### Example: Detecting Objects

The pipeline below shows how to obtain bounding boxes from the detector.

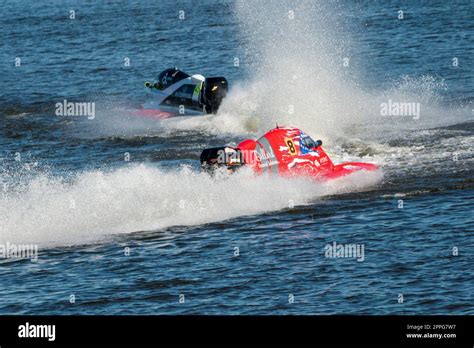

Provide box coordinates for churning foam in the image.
[0,165,382,247]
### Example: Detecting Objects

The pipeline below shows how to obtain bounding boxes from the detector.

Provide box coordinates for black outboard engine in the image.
[200,146,243,173]
[203,77,228,114]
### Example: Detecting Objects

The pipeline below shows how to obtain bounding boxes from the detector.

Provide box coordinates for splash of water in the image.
[82,0,470,144]
[0,164,383,247]
[213,0,470,142]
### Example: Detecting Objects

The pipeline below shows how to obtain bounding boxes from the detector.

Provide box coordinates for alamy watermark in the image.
[55,99,95,120]
[0,242,38,261]
[325,241,365,262]
[18,322,55,341]
[380,99,420,120]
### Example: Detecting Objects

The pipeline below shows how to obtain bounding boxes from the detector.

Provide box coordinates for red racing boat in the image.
[200,126,379,180]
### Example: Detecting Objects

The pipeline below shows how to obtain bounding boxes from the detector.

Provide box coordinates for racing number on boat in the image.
[285,138,297,156]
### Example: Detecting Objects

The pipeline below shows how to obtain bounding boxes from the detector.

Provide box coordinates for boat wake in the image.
[0,164,383,247]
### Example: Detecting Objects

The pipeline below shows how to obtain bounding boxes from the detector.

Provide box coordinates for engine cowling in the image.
[203,77,228,114]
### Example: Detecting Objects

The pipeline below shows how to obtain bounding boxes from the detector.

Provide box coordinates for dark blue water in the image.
[0,0,472,314]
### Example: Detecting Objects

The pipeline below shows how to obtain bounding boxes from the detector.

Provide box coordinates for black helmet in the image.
[154,68,189,90]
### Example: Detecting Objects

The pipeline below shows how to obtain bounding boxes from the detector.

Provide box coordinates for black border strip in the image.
[0,315,472,346]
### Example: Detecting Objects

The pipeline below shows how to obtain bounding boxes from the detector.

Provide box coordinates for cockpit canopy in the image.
[300,132,319,149]
[154,68,190,90]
